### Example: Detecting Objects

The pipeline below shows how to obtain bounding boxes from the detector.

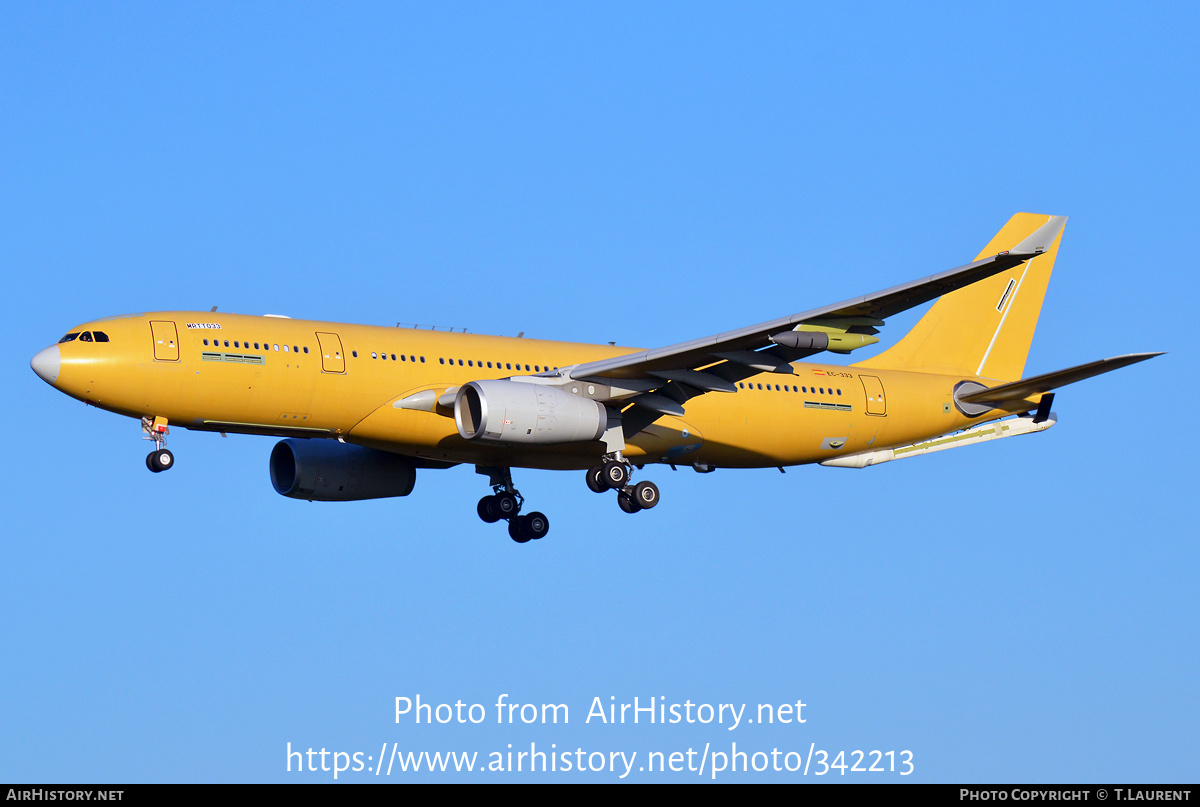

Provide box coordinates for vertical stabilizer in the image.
[854,213,1066,381]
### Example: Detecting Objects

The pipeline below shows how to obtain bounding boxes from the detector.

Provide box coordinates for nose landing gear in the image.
[476,466,550,543]
[142,416,174,473]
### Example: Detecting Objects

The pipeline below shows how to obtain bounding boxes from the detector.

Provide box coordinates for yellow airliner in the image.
[30,213,1159,542]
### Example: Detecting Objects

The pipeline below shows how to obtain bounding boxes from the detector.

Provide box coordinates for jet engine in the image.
[270,438,416,501]
[454,379,607,445]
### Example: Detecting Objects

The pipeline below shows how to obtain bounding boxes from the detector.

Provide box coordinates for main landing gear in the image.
[476,466,549,544]
[142,416,174,473]
[586,455,660,514]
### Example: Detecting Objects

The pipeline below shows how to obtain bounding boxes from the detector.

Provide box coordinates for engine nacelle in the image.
[454,379,607,445]
[270,439,416,501]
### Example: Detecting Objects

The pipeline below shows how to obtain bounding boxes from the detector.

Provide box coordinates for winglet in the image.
[1009,214,1067,256]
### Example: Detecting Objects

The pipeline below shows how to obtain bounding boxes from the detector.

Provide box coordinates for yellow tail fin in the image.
[854,213,1065,381]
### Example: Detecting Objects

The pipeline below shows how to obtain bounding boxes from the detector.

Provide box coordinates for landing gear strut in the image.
[476,466,549,543]
[586,455,661,514]
[142,416,174,473]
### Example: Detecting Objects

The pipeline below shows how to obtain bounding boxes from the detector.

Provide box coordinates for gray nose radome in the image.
[31,345,61,385]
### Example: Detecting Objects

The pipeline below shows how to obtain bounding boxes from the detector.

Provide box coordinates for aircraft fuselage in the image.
[34,311,991,471]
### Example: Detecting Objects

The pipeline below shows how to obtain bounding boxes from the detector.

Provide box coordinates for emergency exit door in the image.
[316,332,345,373]
[150,321,179,361]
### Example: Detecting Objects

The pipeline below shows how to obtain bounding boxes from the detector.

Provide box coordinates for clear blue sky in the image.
[2,3,1195,783]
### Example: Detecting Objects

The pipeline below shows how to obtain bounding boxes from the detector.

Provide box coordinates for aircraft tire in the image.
[585,465,606,493]
[477,495,502,524]
[602,460,629,490]
[495,492,519,518]
[524,511,549,540]
[632,481,659,509]
[508,518,532,543]
[617,490,642,514]
[147,449,173,473]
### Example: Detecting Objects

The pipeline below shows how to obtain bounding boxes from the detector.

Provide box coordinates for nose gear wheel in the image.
[146,449,174,473]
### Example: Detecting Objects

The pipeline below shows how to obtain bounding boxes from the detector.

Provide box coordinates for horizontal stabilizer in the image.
[959,352,1163,407]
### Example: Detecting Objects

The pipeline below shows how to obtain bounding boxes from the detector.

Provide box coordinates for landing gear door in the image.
[860,375,886,416]
[316,332,346,374]
[150,321,179,361]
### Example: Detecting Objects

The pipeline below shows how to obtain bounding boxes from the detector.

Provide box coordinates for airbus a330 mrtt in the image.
[30,213,1160,542]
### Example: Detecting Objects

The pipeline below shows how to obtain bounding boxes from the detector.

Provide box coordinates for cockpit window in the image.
[79,331,94,342]
[58,333,80,343]
[93,331,109,342]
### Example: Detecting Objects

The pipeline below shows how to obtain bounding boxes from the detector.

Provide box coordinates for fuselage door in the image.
[316,332,346,374]
[860,374,886,416]
[150,321,179,361]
